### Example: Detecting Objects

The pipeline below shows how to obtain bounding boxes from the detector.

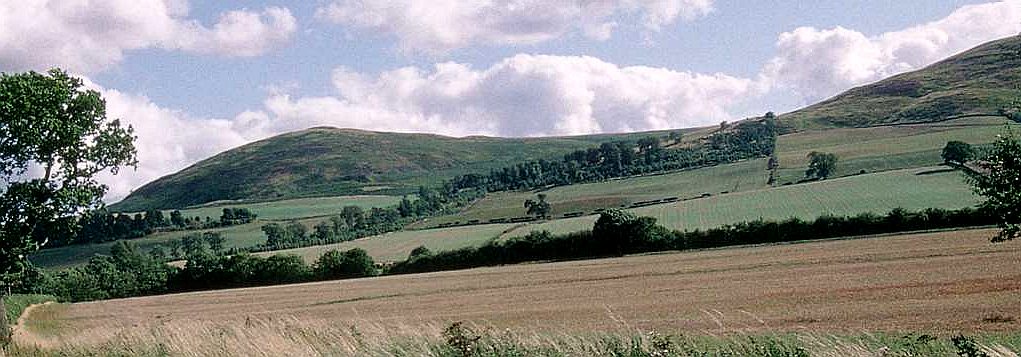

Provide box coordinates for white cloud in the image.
[315,0,714,53]
[0,0,297,74]
[90,85,250,202]
[763,0,1021,102]
[245,54,755,138]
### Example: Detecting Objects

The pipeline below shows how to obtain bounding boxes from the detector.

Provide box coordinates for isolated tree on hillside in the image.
[941,141,975,165]
[669,131,683,145]
[969,128,1021,242]
[805,152,838,179]
[524,193,552,219]
[0,69,137,290]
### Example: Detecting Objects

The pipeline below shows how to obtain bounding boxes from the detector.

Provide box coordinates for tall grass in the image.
[3,295,56,327]
[6,316,1019,356]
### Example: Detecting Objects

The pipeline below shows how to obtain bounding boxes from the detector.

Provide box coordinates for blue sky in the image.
[0,0,1017,200]
[92,0,990,119]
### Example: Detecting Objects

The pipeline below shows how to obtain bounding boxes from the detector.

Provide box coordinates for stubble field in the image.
[15,228,1020,354]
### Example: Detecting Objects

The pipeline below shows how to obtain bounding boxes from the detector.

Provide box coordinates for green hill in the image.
[783,35,1021,128]
[113,36,1021,211]
[111,128,673,211]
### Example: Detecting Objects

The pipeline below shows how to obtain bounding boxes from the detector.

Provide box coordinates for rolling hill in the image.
[783,35,1021,128]
[111,128,676,211]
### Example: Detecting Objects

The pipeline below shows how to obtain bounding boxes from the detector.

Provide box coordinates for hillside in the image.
[111,128,673,211]
[783,35,1021,128]
[113,35,1021,211]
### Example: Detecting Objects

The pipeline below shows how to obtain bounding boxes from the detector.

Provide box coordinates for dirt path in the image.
[11,302,56,349]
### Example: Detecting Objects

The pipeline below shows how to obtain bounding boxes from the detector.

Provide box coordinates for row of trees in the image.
[389,206,998,275]
[15,240,377,303]
[65,207,256,247]
[15,204,996,303]
[447,118,779,194]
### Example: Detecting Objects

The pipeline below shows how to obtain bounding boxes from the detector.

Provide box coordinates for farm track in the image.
[11,302,56,349]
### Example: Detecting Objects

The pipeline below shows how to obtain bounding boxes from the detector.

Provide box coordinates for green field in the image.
[33,118,1008,269]
[258,223,519,263]
[413,159,771,229]
[773,116,1016,183]
[414,117,1011,229]
[503,166,980,238]
[174,195,403,221]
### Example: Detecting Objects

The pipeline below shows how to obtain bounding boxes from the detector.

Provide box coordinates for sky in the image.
[1,0,1019,202]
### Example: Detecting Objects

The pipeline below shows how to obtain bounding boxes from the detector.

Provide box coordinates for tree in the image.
[202,232,225,254]
[340,206,364,229]
[941,141,975,165]
[668,131,683,145]
[314,248,377,279]
[524,193,552,219]
[969,128,1021,242]
[0,69,136,290]
[805,151,838,179]
[592,209,666,255]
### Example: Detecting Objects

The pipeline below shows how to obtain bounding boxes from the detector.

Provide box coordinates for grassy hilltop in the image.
[783,35,1021,128]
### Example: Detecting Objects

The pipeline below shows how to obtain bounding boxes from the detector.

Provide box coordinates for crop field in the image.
[174,195,403,222]
[504,166,979,238]
[13,228,1020,355]
[258,223,518,263]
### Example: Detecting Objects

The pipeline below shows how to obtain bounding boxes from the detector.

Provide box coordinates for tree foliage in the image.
[969,128,1021,241]
[941,141,975,165]
[805,151,838,179]
[314,248,377,280]
[0,69,136,288]
[524,193,552,219]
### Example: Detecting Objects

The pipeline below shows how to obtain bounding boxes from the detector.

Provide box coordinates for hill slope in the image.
[112,128,670,210]
[783,35,1021,128]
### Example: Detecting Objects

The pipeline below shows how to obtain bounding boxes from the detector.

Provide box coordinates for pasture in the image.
[419,117,1011,229]
[773,116,1015,182]
[415,159,771,229]
[504,166,980,238]
[12,228,1020,355]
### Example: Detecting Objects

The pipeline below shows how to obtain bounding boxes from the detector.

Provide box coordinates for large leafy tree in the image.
[805,151,838,179]
[0,69,137,289]
[970,128,1021,242]
[941,141,975,165]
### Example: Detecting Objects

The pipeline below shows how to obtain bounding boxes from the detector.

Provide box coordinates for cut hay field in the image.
[257,223,519,263]
[173,195,404,222]
[14,228,1020,355]
[30,195,404,268]
[504,166,980,238]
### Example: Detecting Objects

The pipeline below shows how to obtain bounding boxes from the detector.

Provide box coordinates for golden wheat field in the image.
[13,228,1021,354]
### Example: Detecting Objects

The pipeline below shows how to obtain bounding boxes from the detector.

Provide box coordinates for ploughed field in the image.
[20,228,1020,350]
